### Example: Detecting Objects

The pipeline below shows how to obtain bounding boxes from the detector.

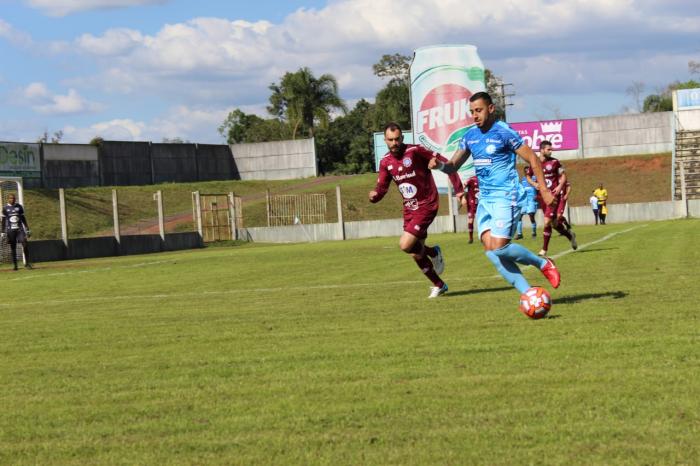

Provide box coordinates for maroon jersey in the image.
[465,176,480,206]
[374,144,463,212]
[541,157,564,193]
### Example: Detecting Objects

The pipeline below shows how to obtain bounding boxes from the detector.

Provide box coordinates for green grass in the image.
[1,219,698,465]
[24,153,671,240]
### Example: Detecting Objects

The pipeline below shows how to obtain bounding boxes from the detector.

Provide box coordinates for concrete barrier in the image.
[29,232,203,263]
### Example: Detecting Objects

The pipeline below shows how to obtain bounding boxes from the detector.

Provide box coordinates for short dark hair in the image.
[383,122,402,135]
[469,92,493,105]
[539,140,553,149]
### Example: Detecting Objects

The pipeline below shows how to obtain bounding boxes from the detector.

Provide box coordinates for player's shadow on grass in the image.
[555,290,627,305]
[446,286,513,297]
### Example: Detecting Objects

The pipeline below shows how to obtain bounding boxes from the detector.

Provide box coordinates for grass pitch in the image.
[1,219,698,465]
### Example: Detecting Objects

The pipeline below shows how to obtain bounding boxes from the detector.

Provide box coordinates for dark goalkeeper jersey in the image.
[2,203,27,233]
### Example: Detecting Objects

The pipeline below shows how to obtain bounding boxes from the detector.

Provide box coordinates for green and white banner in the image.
[0,142,41,178]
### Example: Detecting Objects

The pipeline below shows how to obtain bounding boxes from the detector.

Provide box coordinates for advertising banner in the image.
[676,88,700,110]
[509,119,579,151]
[410,44,485,190]
[0,142,41,178]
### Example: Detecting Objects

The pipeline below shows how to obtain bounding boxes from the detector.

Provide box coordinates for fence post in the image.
[155,190,165,241]
[680,161,689,218]
[228,192,237,241]
[447,183,456,233]
[266,188,271,227]
[59,188,68,247]
[194,191,203,239]
[336,185,345,240]
[112,189,121,245]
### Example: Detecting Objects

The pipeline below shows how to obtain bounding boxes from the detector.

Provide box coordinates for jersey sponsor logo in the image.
[393,171,416,181]
[402,157,412,167]
[398,183,418,199]
[486,138,500,143]
[388,165,394,170]
[474,158,492,166]
[417,84,474,146]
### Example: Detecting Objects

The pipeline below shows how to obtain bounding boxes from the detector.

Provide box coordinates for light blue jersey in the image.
[458,121,523,197]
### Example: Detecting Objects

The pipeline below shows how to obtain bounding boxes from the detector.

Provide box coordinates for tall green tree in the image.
[268,67,347,139]
[218,109,291,144]
[642,79,700,113]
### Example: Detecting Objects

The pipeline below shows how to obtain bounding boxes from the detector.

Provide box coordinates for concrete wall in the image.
[236,199,695,244]
[196,144,237,181]
[151,143,198,184]
[581,112,673,157]
[231,138,316,180]
[30,232,203,263]
[99,141,153,186]
[42,144,100,188]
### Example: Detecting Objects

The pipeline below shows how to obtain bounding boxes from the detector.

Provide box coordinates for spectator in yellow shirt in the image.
[593,183,608,225]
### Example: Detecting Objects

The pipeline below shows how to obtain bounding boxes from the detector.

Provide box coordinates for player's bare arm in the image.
[515,145,555,206]
[428,148,470,174]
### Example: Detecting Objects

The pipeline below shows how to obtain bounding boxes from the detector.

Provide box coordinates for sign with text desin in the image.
[509,119,579,151]
[0,142,41,178]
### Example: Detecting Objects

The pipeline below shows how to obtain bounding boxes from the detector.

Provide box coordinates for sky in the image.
[1,0,698,144]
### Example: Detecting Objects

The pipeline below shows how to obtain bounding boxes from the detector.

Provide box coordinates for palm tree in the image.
[268,67,347,139]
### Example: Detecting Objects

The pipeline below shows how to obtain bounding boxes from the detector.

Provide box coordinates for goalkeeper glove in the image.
[26,229,31,238]
[0,233,5,240]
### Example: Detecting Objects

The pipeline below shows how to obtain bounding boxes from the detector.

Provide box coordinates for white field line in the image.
[8,260,172,282]
[7,225,647,308]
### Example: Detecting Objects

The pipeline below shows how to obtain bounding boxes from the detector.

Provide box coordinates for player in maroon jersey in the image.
[526,141,577,256]
[462,175,479,243]
[369,122,464,298]
[556,180,572,231]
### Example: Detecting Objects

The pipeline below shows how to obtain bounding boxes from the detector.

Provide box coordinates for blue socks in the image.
[485,243,547,293]
[516,219,523,236]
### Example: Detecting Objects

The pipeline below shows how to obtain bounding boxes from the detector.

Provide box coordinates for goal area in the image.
[0,177,25,265]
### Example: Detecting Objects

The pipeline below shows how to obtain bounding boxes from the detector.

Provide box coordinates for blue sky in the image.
[1,0,698,143]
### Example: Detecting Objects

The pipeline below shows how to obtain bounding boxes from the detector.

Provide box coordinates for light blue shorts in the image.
[523,199,538,215]
[476,194,521,240]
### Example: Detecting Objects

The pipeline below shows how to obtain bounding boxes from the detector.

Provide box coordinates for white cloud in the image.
[25,0,168,17]
[21,83,102,115]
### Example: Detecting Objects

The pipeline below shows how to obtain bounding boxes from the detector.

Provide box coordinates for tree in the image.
[690,60,700,75]
[626,81,646,113]
[267,67,347,139]
[37,130,63,143]
[218,109,291,144]
[484,69,507,121]
[373,53,411,84]
[315,99,375,174]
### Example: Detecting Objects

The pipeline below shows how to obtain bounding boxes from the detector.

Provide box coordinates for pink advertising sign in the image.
[509,119,579,151]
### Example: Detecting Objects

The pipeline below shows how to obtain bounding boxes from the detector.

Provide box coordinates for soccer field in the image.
[1,219,698,465]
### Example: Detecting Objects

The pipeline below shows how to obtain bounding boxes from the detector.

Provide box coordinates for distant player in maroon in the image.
[557,180,572,231]
[369,122,464,298]
[463,175,479,243]
[530,141,577,255]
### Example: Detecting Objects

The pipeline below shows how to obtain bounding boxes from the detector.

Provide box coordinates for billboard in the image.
[676,88,700,110]
[410,44,485,189]
[0,142,41,178]
[509,119,579,151]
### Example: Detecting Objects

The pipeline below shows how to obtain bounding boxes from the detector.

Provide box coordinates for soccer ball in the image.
[519,287,552,319]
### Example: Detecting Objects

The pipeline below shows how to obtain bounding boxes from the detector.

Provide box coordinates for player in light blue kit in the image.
[429,92,561,295]
[515,166,538,239]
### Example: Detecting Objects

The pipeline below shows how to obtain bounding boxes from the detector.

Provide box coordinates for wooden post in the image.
[112,189,121,244]
[194,191,203,239]
[336,185,345,240]
[266,188,271,227]
[59,188,68,247]
[155,190,165,241]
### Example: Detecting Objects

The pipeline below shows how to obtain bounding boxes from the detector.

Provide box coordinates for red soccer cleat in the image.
[540,257,561,289]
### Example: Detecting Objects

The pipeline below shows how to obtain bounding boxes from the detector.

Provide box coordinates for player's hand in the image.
[428,158,440,170]
[368,191,379,203]
[26,229,31,238]
[0,233,5,240]
[541,190,556,206]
